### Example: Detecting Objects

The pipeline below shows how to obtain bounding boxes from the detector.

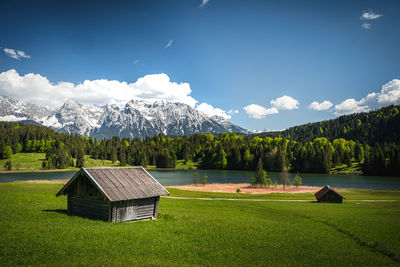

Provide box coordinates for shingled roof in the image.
[56,167,169,201]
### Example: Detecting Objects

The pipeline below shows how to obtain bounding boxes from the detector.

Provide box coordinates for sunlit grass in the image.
[0,182,399,266]
[0,153,46,170]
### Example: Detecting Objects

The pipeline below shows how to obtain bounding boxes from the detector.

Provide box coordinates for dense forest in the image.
[256,105,400,144]
[0,105,399,176]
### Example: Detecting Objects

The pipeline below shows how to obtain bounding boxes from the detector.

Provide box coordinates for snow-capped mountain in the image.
[0,96,54,122]
[42,100,103,137]
[0,96,248,138]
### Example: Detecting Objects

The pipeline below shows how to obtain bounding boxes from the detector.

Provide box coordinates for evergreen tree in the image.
[75,149,85,168]
[201,175,208,186]
[252,158,266,187]
[119,149,127,166]
[293,173,302,187]
[111,148,118,163]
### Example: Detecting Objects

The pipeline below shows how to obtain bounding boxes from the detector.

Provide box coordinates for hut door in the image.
[118,200,138,222]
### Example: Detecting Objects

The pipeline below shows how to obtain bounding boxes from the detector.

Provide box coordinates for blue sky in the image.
[1,0,400,131]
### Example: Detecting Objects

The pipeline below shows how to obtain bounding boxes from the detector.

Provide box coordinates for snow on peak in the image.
[0,97,248,138]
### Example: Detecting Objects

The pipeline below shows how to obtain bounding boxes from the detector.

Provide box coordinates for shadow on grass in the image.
[42,209,68,215]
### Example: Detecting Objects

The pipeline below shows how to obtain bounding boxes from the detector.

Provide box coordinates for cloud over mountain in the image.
[0,69,198,108]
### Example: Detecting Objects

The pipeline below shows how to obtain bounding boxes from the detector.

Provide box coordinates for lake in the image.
[1,169,400,190]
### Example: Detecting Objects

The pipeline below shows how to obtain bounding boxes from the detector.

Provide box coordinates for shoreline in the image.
[0,168,364,177]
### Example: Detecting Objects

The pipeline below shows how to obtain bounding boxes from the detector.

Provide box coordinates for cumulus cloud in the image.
[270,95,299,110]
[360,11,383,20]
[362,23,372,29]
[243,104,278,119]
[377,79,400,104]
[309,100,333,111]
[334,99,369,115]
[0,69,198,108]
[165,40,173,49]
[199,0,209,8]
[3,48,31,60]
[197,103,231,119]
[334,79,400,115]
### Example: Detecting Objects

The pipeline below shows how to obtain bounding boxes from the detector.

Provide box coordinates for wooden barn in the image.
[56,167,169,222]
[314,185,345,203]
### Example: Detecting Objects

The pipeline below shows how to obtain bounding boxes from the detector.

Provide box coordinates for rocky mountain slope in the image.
[0,96,248,138]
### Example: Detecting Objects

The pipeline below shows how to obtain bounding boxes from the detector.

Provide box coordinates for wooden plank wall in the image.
[111,197,157,222]
[137,198,156,220]
[68,195,111,221]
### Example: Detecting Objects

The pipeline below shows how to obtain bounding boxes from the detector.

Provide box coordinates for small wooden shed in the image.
[314,185,344,203]
[56,167,169,222]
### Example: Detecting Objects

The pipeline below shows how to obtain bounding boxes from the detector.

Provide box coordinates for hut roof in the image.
[56,167,169,201]
[314,185,344,199]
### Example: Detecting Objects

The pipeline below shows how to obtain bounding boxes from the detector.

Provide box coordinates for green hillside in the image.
[256,105,400,144]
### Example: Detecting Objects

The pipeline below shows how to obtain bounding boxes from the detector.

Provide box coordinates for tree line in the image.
[0,120,399,176]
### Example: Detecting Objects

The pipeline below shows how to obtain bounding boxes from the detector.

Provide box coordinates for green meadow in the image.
[0,153,198,172]
[0,182,400,266]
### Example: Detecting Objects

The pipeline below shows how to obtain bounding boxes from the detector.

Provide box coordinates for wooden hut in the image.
[56,167,169,222]
[314,185,344,203]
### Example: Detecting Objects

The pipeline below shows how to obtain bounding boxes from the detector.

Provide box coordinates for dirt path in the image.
[168,183,319,194]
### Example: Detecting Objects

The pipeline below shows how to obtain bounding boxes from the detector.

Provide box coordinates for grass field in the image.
[0,153,197,172]
[0,182,400,266]
[0,153,46,170]
[331,161,363,175]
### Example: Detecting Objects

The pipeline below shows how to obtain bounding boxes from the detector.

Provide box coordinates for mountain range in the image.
[0,96,248,138]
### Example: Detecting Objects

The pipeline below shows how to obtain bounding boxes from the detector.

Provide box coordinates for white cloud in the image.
[134,59,139,64]
[309,100,333,111]
[165,40,173,49]
[243,104,278,119]
[3,48,31,60]
[334,79,400,115]
[199,0,209,8]
[270,95,299,110]
[334,99,369,115]
[0,69,198,108]
[197,103,231,119]
[377,79,400,104]
[361,11,383,20]
[360,10,382,29]
[227,109,239,115]
[362,23,372,29]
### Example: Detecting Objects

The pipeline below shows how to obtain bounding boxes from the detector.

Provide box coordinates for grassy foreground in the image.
[1,183,400,266]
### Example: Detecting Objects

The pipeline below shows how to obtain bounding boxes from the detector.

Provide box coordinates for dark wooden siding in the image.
[68,195,111,221]
[318,190,343,203]
[67,173,111,221]
[111,197,158,222]
[137,198,156,220]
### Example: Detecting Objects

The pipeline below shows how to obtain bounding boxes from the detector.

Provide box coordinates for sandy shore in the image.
[12,180,319,194]
[168,183,320,194]
[14,179,70,184]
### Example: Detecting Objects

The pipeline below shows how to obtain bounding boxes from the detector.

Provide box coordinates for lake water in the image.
[1,169,400,190]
